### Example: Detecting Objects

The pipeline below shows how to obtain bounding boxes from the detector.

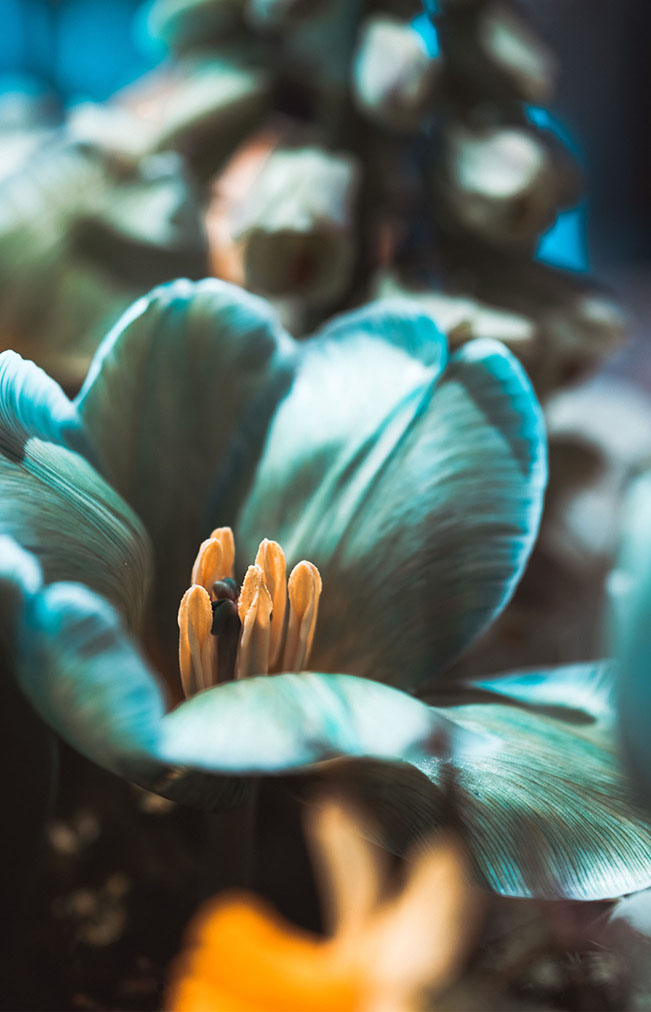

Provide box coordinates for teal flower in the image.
[1,278,649,901]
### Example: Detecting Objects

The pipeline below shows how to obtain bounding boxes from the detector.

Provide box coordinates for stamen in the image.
[178,585,216,696]
[191,538,225,594]
[235,565,273,680]
[282,561,322,672]
[254,539,287,668]
[179,531,323,694]
[210,527,235,579]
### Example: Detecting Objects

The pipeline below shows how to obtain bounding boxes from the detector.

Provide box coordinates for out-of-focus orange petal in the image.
[167,893,363,1012]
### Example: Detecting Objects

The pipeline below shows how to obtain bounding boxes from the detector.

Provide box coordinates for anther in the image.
[254,539,287,668]
[190,527,236,594]
[235,565,273,680]
[191,538,226,594]
[178,585,216,697]
[210,527,235,579]
[283,561,322,672]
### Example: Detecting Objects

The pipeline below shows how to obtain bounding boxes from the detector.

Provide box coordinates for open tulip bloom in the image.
[1,278,650,902]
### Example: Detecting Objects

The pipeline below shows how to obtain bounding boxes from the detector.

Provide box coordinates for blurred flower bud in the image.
[205,129,278,286]
[439,1,556,105]
[0,86,57,182]
[121,55,271,177]
[68,103,149,163]
[149,0,245,54]
[231,146,360,305]
[0,137,207,389]
[374,271,537,364]
[245,0,329,30]
[544,379,651,576]
[353,16,441,132]
[437,124,565,249]
[443,251,627,391]
[477,2,556,104]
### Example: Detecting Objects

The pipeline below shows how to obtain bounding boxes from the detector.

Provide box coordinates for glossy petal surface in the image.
[0,352,150,622]
[416,665,651,899]
[77,278,294,656]
[238,302,547,687]
[298,663,651,900]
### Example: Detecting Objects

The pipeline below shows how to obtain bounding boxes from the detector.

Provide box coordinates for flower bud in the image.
[232,146,360,305]
[353,16,441,132]
[437,124,564,249]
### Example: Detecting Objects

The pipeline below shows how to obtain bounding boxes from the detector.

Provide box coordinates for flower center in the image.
[177,527,322,698]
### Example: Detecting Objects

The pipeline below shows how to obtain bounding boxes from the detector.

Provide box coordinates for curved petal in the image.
[237,302,547,688]
[0,351,85,456]
[456,662,617,728]
[327,665,651,901]
[612,472,651,805]
[9,558,480,808]
[77,278,295,657]
[416,671,651,900]
[0,354,151,623]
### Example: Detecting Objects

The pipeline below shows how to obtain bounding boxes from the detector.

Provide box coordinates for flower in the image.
[1,277,650,901]
[166,798,480,1012]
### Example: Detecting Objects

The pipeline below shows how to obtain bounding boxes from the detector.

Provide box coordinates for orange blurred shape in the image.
[167,800,482,1012]
[167,894,362,1012]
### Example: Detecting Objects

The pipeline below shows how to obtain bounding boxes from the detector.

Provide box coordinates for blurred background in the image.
[2,0,650,266]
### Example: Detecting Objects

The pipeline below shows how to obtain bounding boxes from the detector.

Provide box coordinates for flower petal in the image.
[9,553,481,809]
[0,351,84,455]
[77,278,294,657]
[0,353,150,622]
[417,666,651,900]
[237,302,546,687]
[327,664,651,900]
[158,671,478,775]
[458,662,616,727]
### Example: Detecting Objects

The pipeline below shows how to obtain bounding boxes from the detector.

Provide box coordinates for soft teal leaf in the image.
[77,278,295,659]
[0,353,151,623]
[13,559,477,807]
[238,304,547,688]
[613,472,651,805]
